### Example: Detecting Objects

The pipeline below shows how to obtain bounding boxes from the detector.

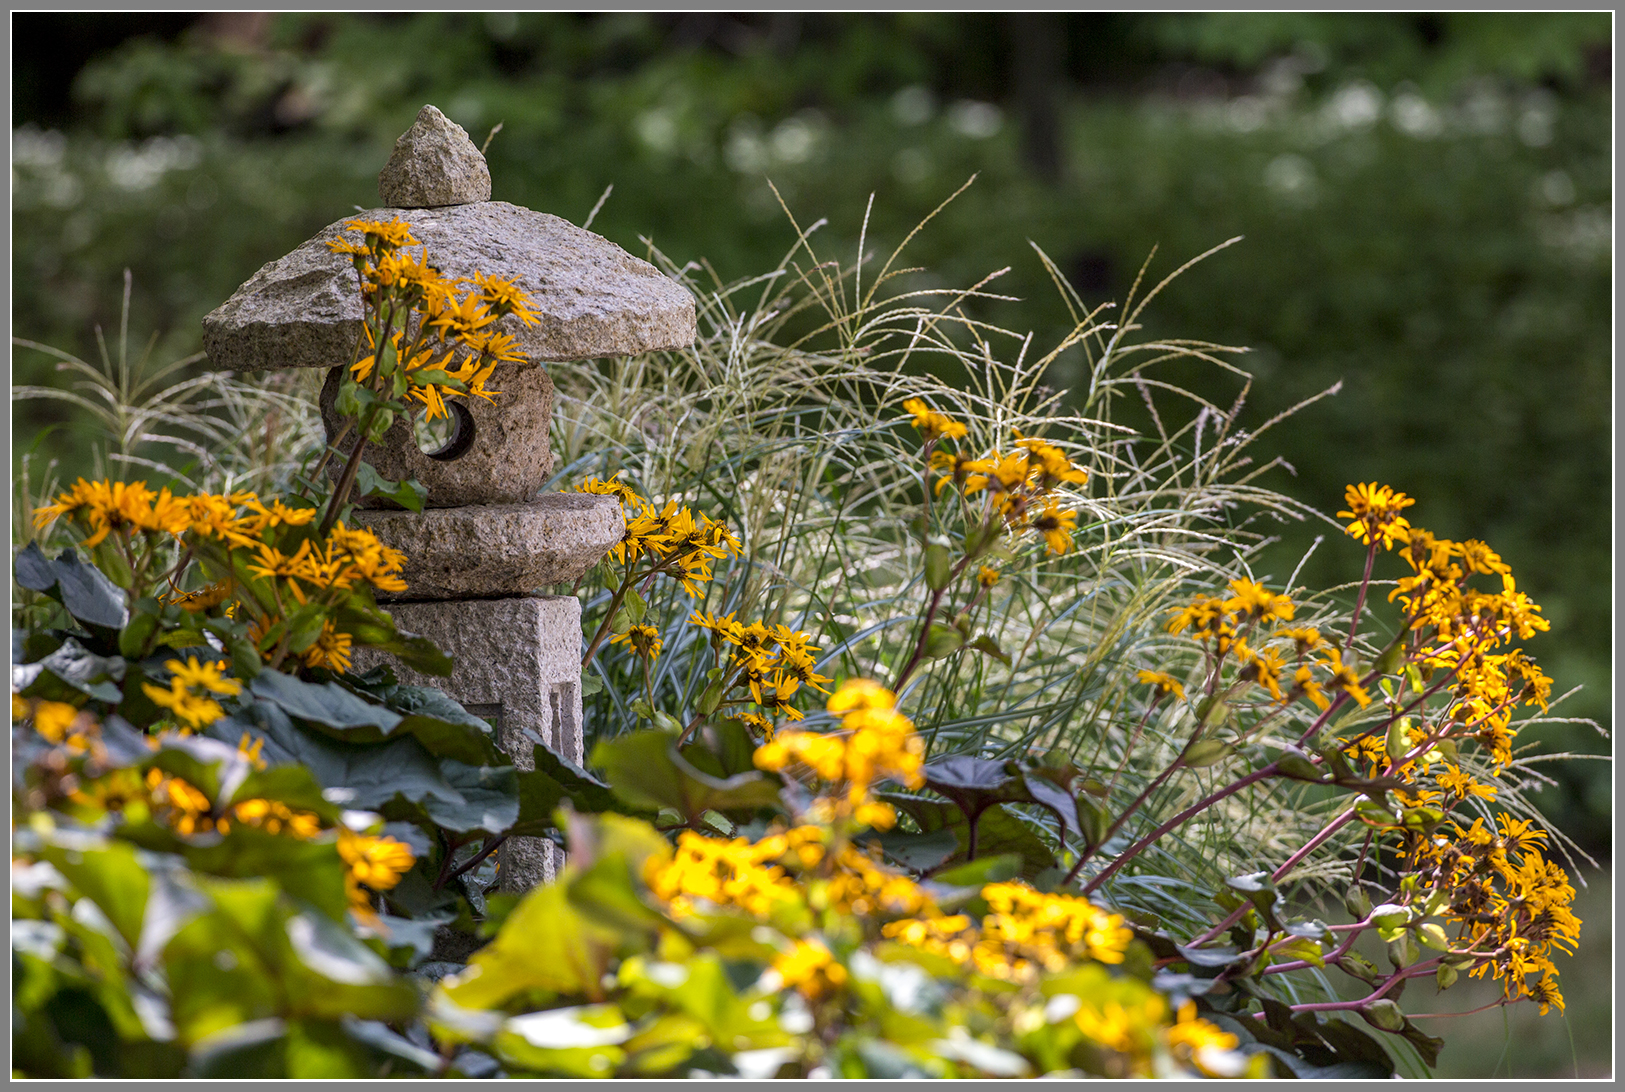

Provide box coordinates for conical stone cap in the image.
[377,104,491,207]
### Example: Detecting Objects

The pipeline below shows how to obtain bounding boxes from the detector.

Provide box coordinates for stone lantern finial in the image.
[378,104,492,207]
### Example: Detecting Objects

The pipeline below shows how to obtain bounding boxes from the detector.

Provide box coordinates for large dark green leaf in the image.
[592,730,784,823]
[285,1017,382,1078]
[882,793,1057,878]
[188,1018,290,1078]
[279,911,421,1021]
[679,717,761,779]
[16,637,125,703]
[385,684,494,736]
[250,670,401,734]
[14,541,58,592]
[860,827,960,872]
[921,758,1087,845]
[439,880,621,1008]
[427,761,520,834]
[1398,1021,1444,1069]
[392,711,500,767]
[512,743,625,835]
[1305,1014,1399,1076]
[121,823,351,921]
[340,1018,443,1073]
[250,670,492,765]
[922,756,1023,818]
[15,545,130,631]
[38,838,150,951]
[1020,771,1083,842]
[207,708,517,837]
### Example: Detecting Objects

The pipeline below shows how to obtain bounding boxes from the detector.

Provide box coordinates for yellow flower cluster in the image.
[823,842,935,918]
[1165,1001,1245,1078]
[753,679,924,825]
[1338,486,1553,770]
[34,482,411,674]
[690,611,832,726]
[66,753,412,918]
[1135,669,1186,701]
[1166,579,1369,709]
[140,656,243,732]
[572,476,743,596]
[912,407,1087,557]
[1412,813,1580,1015]
[622,502,741,593]
[609,624,663,661]
[14,696,100,756]
[34,482,333,553]
[901,397,968,442]
[771,936,848,1000]
[247,523,408,602]
[884,883,1132,984]
[328,218,538,421]
[32,479,190,549]
[643,829,803,920]
[627,677,1257,1075]
[22,690,414,920]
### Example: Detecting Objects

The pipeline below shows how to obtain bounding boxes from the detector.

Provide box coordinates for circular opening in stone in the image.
[414,401,477,462]
[413,411,455,453]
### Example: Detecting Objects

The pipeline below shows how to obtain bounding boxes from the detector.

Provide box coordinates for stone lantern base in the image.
[356,595,584,889]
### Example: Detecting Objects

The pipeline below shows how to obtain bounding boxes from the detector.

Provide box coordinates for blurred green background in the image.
[11,13,1611,854]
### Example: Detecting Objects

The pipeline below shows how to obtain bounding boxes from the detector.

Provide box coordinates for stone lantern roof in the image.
[201,105,696,374]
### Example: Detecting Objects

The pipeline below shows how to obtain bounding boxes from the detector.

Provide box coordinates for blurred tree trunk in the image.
[1009,13,1064,184]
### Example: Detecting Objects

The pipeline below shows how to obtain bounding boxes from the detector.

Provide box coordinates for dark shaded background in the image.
[11,13,1612,855]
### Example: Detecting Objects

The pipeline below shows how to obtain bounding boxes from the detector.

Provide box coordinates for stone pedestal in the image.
[356,596,584,888]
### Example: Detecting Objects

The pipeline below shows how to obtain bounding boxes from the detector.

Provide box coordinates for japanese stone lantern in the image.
[201,105,696,890]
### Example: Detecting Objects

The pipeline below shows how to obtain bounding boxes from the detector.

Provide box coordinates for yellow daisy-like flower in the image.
[610,624,663,661]
[168,656,243,698]
[303,620,355,673]
[1224,578,1295,624]
[573,474,642,508]
[472,271,539,325]
[140,656,241,731]
[1339,481,1415,550]
[29,699,84,743]
[902,397,968,442]
[1135,669,1186,701]
[337,828,417,911]
[1166,1001,1245,1078]
[1015,435,1089,487]
[1436,762,1498,801]
[342,217,420,251]
[1030,503,1078,556]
